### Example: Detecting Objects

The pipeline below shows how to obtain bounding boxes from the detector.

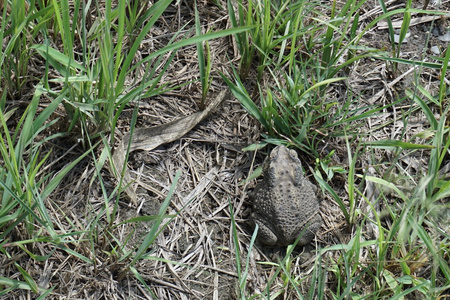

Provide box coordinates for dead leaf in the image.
[110,90,229,204]
[377,14,449,30]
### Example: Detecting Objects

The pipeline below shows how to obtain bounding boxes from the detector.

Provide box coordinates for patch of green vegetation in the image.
[0,0,449,298]
[0,0,249,296]
[225,0,449,298]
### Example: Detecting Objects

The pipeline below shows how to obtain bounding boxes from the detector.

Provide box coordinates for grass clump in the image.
[224,0,449,298]
[1,0,248,296]
[0,85,92,294]
[225,0,386,158]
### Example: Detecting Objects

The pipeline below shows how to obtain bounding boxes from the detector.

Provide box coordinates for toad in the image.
[251,145,322,246]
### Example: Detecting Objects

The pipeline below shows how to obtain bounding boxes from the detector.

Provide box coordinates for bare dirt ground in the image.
[2,0,449,299]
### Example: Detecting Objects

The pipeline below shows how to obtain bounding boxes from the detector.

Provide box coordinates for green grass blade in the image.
[219,71,270,130]
[31,44,86,72]
[364,140,434,150]
[131,171,180,266]
[41,142,99,200]
[116,0,172,93]
[14,263,39,293]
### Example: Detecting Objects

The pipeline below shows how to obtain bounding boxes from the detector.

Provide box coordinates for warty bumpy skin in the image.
[251,145,322,246]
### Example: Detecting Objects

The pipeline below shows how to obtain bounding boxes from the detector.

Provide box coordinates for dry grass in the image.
[1,0,449,299]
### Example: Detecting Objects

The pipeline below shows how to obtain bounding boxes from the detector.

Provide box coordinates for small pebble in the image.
[438,32,450,42]
[392,32,411,44]
[430,46,440,55]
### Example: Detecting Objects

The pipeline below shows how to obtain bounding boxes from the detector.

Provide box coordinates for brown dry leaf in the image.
[377,14,449,30]
[110,90,229,204]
